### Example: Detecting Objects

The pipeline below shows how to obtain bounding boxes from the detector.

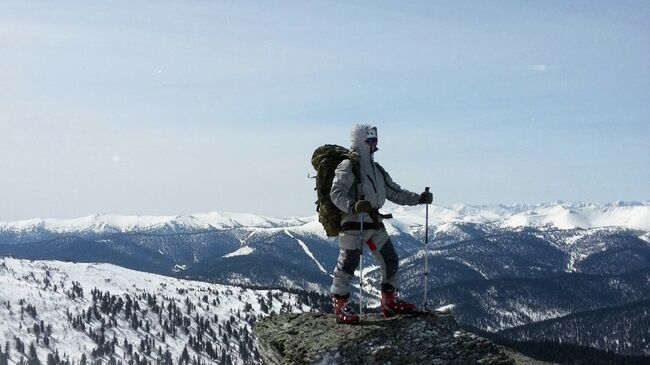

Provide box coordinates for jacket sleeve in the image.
[379,165,420,206]
[330,159,356,213]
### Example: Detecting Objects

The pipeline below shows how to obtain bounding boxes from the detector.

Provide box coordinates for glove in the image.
[353,200,373,213]
[418,191,433,204]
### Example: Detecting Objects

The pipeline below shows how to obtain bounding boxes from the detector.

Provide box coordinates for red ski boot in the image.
[381,290,416,318]
[332,294,360,324]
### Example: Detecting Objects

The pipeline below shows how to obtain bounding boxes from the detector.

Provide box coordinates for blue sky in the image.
[1,1,648,220]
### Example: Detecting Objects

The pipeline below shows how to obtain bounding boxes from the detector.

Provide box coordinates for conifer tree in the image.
[0,348,8,365]
[15,337,25,354]
[28,342,40,365]
[179,347,189,365]
[220,349,226,365]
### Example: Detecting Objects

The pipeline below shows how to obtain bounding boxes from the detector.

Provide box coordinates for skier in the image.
[330,124,433,324]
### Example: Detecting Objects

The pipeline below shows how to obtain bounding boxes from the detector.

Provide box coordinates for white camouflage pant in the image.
[330,228,400,297]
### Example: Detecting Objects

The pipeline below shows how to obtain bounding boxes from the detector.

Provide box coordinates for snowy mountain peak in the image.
[0,212,308,235]
[1,201,648,237]
[388,201,650,231]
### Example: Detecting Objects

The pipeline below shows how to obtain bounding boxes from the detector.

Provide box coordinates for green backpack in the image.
[310,144,360,237]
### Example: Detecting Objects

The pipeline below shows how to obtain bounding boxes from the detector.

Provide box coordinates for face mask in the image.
[366,128,379,153]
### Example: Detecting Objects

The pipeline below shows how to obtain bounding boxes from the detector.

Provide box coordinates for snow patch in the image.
[285,230,327,273]
[436,304,455,313]
[640,233,650,243]
[447,257,489,279]
[223,246,255,258]
[172,264,187,273]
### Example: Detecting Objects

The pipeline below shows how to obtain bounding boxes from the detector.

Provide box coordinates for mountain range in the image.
[2,201,649,237]
[1,201,649,359]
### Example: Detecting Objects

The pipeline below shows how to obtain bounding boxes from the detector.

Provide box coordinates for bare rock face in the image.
[255,312,551,365]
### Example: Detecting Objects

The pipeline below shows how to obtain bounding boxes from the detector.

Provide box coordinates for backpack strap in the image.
[371,162,394,219]
[347,154,362,202]
[374,162,398,193]
[374,163,387,185]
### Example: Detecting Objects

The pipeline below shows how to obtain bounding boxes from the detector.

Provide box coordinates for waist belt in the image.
[341,222,385,231]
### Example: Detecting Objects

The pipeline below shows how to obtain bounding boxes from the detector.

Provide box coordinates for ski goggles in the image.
[365,137,378,144]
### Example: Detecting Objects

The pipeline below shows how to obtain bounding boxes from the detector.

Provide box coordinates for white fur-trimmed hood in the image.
[349,123,377,159]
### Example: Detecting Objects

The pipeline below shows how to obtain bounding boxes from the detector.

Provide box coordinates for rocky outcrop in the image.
[255,312,552,365]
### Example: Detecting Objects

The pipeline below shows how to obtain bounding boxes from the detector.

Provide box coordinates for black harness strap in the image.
[341,222,385,231]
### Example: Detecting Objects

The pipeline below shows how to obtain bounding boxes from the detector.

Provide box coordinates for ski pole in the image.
[423,187,430,311]
[359,198,364,316]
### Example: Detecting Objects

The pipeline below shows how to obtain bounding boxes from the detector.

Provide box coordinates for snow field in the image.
[0,258,311,364]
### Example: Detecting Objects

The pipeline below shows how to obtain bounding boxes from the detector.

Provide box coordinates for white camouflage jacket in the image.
[330,124,420,225]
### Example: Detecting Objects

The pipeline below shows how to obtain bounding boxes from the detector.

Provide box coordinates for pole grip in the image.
[424,187,431,205]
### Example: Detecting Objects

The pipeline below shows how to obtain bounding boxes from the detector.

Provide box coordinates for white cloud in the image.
[528,64,549,72]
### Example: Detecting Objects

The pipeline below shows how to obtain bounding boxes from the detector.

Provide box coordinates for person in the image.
[330,123,433,324]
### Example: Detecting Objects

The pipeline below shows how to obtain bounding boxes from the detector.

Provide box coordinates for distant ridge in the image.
[2,201,648,235]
